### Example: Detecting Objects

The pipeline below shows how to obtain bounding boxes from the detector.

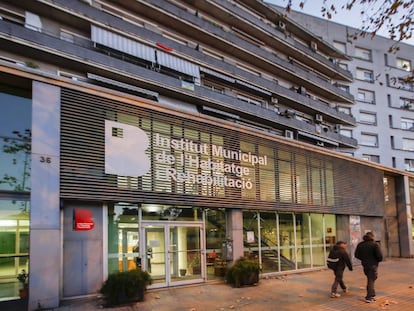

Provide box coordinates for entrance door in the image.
[142,223,204,288]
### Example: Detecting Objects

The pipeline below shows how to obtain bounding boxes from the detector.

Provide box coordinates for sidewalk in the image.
[56,258,414,311]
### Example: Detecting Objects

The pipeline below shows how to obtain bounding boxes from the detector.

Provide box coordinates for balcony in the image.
[0,19,357,148]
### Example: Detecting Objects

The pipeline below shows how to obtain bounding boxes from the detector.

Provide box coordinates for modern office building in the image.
[276,5,414,172]
[0,1,413,310]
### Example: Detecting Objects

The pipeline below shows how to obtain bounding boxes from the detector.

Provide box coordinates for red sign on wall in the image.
[73,209,95,231]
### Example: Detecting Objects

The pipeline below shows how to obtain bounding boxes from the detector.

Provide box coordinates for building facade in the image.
[0,1,413,310]
[279,5,414,172]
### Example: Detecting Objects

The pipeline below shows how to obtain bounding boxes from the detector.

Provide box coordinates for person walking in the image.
[354,231,383,303]
[327,241,353,298]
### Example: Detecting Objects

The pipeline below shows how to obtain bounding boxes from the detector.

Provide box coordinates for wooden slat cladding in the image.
[60,88,384,216]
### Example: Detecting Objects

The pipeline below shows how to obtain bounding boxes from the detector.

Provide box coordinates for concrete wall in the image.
[29,82,61,310]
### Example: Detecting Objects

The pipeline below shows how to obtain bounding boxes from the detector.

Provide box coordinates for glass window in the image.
[0,199,30,292]
[357,89,375,104]
[397,58,411,71]
[400,97,413,109]
[338,63,348,70]
[0,88,32,192]
[340,128,353,138]
[310,213,325,267]
[202,81,225,94]
[360,133,378,147]
[243,210,259,260]
[336,84,350,93]
[107,203,138,273]
[206,208,226,250]
[257,211,278,273]
[236,94,266,107]
[401,118,414,130]
[403,138,414,151]
[356,68,374,82]
[354,47,372,61]
[333,41,346,54]
[337,106,351,115]
[362,154,380,163]
[359,111,377,125]
[404,159,414,172]
[397,78,414,91]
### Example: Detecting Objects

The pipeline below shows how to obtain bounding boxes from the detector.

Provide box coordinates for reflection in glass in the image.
[0,90,32,192]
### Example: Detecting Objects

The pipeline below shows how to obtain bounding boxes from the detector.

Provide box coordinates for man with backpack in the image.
[327,241,353,298]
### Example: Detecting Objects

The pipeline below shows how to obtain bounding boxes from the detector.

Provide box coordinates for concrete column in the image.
[226,209,244,261]
[29,81,61,310]
[397,175,414,257]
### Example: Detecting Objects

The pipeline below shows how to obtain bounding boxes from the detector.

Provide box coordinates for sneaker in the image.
[331,292,341,298]
[365,298,376,303]
[343,288,349,293]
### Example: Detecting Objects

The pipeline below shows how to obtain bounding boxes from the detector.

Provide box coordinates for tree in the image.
[284,1,414,48]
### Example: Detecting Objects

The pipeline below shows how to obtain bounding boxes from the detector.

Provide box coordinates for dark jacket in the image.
[355,235,383,267]
[327,244,353,271]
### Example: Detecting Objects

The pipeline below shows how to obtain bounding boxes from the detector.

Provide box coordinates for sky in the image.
[266,0,414,46]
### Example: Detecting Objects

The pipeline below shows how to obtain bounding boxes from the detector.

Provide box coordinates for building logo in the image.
[105,120,150,177]
[73,208,94,231]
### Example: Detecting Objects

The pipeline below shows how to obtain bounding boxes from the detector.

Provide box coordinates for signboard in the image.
[73,208,95,231]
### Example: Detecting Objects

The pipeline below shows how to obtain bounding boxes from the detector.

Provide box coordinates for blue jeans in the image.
[363,265,378,299]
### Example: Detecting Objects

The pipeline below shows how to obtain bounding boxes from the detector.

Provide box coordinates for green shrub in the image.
[100,269,152,306]
[225,257,260,287]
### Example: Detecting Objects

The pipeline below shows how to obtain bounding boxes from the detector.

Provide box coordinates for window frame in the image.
[396,58,412,71]
[354,47,372,61]
[356,68,374,82]
[360,133,379,147]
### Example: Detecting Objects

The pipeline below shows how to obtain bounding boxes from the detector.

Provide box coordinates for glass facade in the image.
[243,211,336,273]
[107,203,338,286]
[0,86,31,300]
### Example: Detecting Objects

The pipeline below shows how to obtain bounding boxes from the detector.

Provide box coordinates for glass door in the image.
[142,223,203,288]
[143,225,166,284]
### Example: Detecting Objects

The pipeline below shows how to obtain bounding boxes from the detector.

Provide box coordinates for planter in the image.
[179,269,186,277]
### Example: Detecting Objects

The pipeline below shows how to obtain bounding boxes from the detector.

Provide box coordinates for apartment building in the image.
[278,6,414,172]
[0,1,413,310]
